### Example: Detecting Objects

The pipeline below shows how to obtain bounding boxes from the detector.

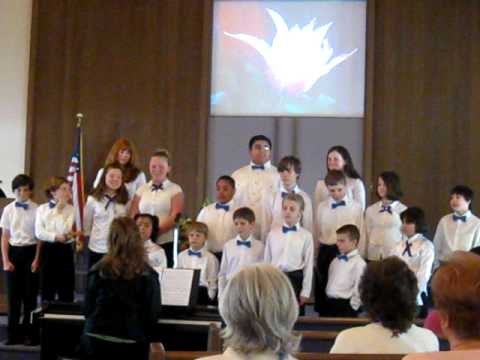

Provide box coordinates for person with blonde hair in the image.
[199,264,300,360]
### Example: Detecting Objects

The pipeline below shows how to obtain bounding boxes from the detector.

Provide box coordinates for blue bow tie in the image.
[188,249,202,258]
[48,201,56,209]
[251,164,265,170]
[15,202,29,210]
[453,214,467,223]
[236,240,251,248]
[282,225,297,234]
[337,254,349,262]
[379,205,392,214]
[281,191,289,199]
[402,241,413,257]
[104,195,116,210]
[151,183,163,192]
[331,200,346,209]
[215,203,230,211]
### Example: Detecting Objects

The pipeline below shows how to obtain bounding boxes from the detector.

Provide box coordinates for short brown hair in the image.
[187,221,208,236]
[336,224,360,244]
[151,149,170,163]
[44,176,68,200]
[233,207,255,223]
[278,156,301,176]
[325,170,346,187]
[432,251,480,340]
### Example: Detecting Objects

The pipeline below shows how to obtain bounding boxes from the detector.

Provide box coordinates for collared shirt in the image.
[35,202,74,243]
[316,196,364,246]
[268,185,314,235]
[232,161,281,241]
[136,179,183,245]
[93,168,147,201]
[389,233,434,305]
[196,200,237,253]
[177,247,219,300]
[0,199,38,246]
[314,177,366,211]
[325,249,366,310]
[433,211,480,263]
[218,235,264,297]
[144,239,167,274]
[84,195,127,253]
[363,200,407,260]
[264,223,314,298]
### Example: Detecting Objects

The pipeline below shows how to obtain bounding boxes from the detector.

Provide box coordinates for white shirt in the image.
[314,177,366,211]
[35,202,74,243]
[83,195,127,253]
[177,247,219,300]
[330,323,439,354]
[196,200,237,253]
[325,249,366,310]
[316,196,364,246]
[218,235,264,297]
[136,179,183,245]
[264,223,314,298]
[363,200,407,260]
[389,234,434,305]
[198,347,297,360]
[0,200,38,246]
[433,211,480,263]
[144,239,167,274]
[268,185,314,235]
[232,161,281,241]
[93,168,147,201]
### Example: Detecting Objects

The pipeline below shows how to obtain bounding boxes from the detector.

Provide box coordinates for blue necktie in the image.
[188,249,202,258]
[331,200,346,209]
[453,214,467,223]
[104,195,116,210]
[251,164,265,170]
[151,183,163,192]
[215,203,230,211]
[48,201,56,209]
[15,202,28,210]
[236,240,251,248]
[282,225,297,234]
[402,241,413,257]
[337,254,349,262]
[380,205,392,214]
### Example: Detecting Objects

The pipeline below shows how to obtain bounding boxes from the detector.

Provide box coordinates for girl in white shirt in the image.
[314,145,366,211]
[135,213,167,274]
[84,164,129,269]
[363,171,407,260]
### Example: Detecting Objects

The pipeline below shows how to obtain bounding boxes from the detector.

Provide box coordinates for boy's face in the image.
[401,220,416,238]
[328,184,346,202]
[136,217,153,241]
[105,168,123,191]
[249,140,271,165]
[282,199,301,226]
[188,230,206,250]
[15,185,32,202]
[234,218,254,239]
[216,179,235,204]
[450,193,470,213]
[336,233,357,254]
[279,165,298,188]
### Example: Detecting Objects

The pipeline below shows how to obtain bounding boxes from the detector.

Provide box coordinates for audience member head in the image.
[282,193,304,226]
[187,221,208,251]
[12,174,34,202]
[325,170,347,202]
[326,145,360,179]
[432,251,480,349]
[336,224,360,255]
[360,257,418,335]
[149,149,171,184]
[134,213,159,242]
[248,135,272,166]
[44,176,71,204]
[450,185,473,212]
[377,171,403,201]
[216,175,235,204]
[233,207,256,240]
[400,207,428,237]
[92,163,129,204]
[278,156,302,190]
[220,264,300,355]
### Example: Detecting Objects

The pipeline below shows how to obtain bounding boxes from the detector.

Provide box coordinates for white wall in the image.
[0,0,32,197]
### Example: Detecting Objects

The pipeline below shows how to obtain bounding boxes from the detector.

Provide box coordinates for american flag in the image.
[67,117,85,246]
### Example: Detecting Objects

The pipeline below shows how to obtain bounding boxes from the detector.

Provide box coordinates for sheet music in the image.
[160,269,195,306]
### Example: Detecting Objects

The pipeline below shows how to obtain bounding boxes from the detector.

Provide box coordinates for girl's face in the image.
[401,220,416,238]
[279,166,298,189]
[377,176,388,199]
[327,151,346,171]
[117,148,131,165]
[105,168,123,191]
[136,217,153,241]
[282,199,302,226]
[52,182,72,203]
[149,156,170,183]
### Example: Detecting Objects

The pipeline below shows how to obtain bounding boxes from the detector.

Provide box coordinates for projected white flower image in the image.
[225,8,358,95]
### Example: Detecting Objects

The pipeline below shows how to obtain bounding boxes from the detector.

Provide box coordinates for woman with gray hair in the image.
[199,264,300,360]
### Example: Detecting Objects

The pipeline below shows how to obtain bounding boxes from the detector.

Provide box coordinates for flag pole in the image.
[74,113,85,252]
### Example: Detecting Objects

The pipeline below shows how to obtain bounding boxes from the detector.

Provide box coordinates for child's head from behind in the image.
[233,207,256,239]
[336,224,360,254]
[135,213,159,242]
[12,174,34,202]
[216,175,235,204]
[325,170,346,202]
[400,207,427,238]
[45,176,71,203]
[282,193,304,226]
[187,221,208,251]
[248,135,272,165]
[278,156,301,189]
[377,171,403,201]
[450,185,473,213]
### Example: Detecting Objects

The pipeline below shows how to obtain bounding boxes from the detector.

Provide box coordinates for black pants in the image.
[41,242,75,302]
[161,242,174,268]
[285,270,305,316]
[323,297,359,317]
[6,245,39,341]
[79,335,149,360]
[212,251,222,264]
[88,250,105,271]
[314,243,338,314]
[197,286,216,306]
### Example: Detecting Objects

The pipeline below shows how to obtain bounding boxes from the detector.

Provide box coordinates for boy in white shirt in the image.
[325,224,366,317]
[315,170,364,315]
[264,193,314,315]
[434,185,480,266]
[135,213,167,274]
[177,221,219,305]
[0,174,41,345]
[218,207,264,298]
[197,175,237,261]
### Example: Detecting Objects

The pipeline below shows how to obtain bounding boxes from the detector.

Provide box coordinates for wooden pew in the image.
[295,316,424,331]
